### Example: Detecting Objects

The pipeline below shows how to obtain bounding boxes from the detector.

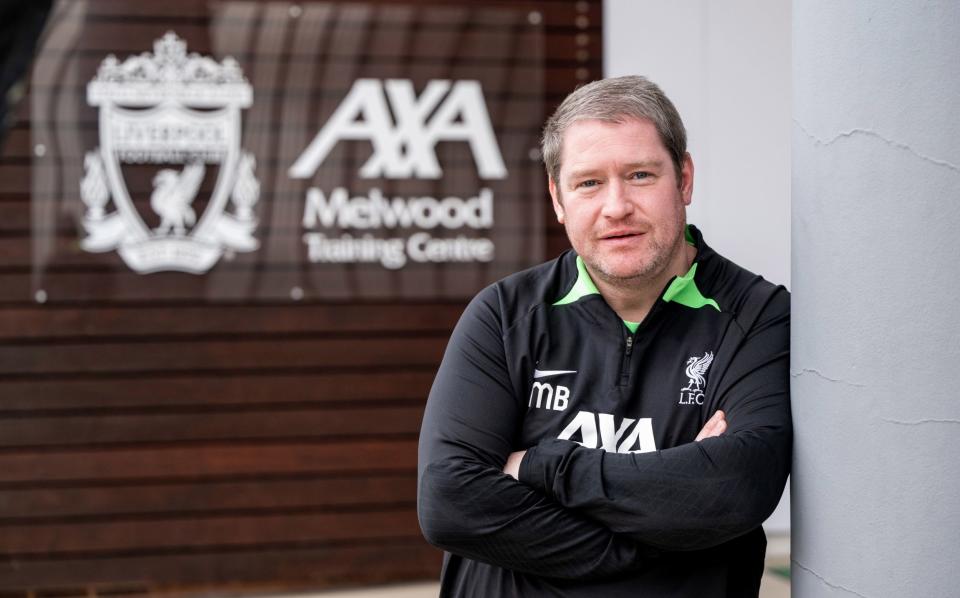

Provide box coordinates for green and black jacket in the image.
[418,225,791,597]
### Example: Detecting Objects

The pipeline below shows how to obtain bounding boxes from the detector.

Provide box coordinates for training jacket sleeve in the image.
[518,286,791,552]
[418,285,655,579]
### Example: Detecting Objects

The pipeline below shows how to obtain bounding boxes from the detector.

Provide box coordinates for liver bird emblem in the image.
[683,351,715,392]
[151,161,205,236]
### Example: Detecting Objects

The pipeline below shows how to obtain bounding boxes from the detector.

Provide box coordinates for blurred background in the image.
[0,0,789,596]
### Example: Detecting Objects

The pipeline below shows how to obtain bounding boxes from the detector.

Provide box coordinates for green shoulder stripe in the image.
[553,256,600,305]
[663,262,720,311]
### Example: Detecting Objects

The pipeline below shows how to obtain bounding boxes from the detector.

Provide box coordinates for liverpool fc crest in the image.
[679,351,714,405]
[80,32,259,274]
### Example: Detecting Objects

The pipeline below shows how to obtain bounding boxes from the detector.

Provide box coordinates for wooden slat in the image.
[0,187,545,209]
[23,46,598,84]
[3,163,542,195]
[10,128,542,158]
[9,89,584,131]
[29,46,550,84]
[76,0,601,20]
[0,303,462,339]
[0,202,31,230]
[0,268,525,303]
[0,541,441,590]
[0,405,425,447]
[35,29,549,61]
[0,336,447,375]
[3,126,547,162]
[0,232,541,269]
[20,63,578,99]
[37,18,598,55]
[3,193,546,213]
[0,234,546,274]
[0,191,547,210]
[0,371,436,411]
[0,474,416,519]
[0,508,422,555]
[0,439,417,483]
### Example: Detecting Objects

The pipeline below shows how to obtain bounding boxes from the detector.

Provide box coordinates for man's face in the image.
[549,118,694,285]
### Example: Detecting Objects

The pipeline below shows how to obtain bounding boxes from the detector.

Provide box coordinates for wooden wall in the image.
[0,0,601,594]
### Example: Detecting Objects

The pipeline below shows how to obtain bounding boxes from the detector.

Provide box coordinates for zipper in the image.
[619,332,634,385]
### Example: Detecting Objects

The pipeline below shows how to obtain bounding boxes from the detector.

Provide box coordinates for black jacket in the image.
[418,226,791,597]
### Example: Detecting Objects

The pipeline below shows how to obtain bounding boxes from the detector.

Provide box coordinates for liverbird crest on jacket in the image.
[683,351,715,393]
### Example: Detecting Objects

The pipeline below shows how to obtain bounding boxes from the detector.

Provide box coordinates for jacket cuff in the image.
[518,438,578,499]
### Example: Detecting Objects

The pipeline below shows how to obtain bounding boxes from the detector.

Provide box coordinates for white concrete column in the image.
[793,2,960,596]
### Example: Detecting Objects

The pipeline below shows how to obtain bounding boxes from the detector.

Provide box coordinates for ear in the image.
[680,152,694,206]
[548,176,565,224]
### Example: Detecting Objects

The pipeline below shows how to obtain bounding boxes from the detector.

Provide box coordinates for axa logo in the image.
[289,79,507,180]
[558,411,657,454]
[679,351,714,405]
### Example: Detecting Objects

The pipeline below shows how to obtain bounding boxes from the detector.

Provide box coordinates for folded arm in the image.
[516,288,792,551]
[417,287,656,579]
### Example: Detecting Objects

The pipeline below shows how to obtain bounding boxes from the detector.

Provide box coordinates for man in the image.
[417,76,790,597]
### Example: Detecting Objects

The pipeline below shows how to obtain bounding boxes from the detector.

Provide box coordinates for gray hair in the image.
[541,75,687,186]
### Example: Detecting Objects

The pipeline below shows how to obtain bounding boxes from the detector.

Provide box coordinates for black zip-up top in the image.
[418,226,791,597]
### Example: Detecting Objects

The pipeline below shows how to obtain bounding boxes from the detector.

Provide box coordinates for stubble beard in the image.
[580,210,688,290]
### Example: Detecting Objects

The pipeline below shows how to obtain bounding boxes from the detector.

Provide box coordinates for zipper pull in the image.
[625,335,634,356]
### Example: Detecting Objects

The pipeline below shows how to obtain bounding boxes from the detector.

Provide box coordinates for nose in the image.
[600,179,634,220]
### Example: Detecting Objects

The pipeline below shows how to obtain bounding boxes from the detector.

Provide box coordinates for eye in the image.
[630,171,651,180]
[576,179,600,189]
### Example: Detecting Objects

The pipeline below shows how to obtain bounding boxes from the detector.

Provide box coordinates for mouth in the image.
[600,230,643,241]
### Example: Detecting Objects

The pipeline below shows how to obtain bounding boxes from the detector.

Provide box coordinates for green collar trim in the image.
[663,262,720,311]
[553,255,600,306]
[552,256,720,314]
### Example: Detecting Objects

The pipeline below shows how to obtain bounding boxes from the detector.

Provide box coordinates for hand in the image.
[695,410,727,441]
[503,450,526,480]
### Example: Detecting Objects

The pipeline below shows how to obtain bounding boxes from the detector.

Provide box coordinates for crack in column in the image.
[880,417,960,426]
[794,120,960,175]
[790,368,866,388]
[792,559,871,598]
